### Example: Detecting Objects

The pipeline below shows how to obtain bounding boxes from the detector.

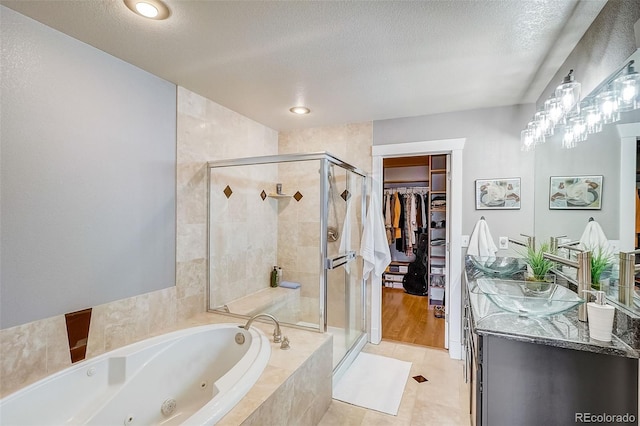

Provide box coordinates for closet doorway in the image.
[381,155,448,349]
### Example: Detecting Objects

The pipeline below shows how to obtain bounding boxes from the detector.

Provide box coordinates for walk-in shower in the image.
[207,152,367,370]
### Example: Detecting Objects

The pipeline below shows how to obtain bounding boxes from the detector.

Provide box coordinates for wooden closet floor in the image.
[382,287,445,348]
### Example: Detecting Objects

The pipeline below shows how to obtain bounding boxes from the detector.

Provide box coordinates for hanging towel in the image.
[467,219,498,258]
[579,220,611,255]
[361,190,392,280]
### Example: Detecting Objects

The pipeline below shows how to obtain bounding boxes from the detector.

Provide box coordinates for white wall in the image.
[373,104,536,255]
[0,6,177,328]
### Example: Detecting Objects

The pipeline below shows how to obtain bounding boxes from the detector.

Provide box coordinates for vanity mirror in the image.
[533,49,640,316]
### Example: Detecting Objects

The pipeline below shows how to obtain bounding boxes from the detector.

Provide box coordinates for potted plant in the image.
[521,242,556,292]
[590,248,614,291]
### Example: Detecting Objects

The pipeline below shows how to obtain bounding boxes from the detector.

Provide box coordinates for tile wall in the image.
[0,87,278,397]
[278,123,373,329]
[1,99,371,399]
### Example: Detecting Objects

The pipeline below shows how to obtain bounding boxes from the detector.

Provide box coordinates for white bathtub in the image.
[0,323,271,425]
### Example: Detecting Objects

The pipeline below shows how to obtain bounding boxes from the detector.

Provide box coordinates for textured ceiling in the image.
[1,0,607,130]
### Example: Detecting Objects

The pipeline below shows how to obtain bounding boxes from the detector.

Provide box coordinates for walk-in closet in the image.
[381,155,449,348]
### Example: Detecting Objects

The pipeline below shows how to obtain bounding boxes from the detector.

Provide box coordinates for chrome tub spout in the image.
[242,313,282,343]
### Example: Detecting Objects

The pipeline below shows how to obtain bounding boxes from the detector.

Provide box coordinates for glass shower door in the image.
[324,161,365,369]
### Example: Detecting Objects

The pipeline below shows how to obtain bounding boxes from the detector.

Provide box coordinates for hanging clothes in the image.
[384,192,392,244]
[421,193,428,232]
[415,194,423,229]
[393,192,402,239]
[382,187,428,254]
[403,193,413,255]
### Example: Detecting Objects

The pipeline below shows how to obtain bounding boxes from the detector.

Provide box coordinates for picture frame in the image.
[475,178,521,210]
[549,175,603,210]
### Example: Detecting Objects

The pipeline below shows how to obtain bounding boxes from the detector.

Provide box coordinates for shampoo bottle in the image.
[582,290,615,342]
[270,266,278,288]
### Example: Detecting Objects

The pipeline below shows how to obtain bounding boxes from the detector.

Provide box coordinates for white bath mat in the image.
[332,352,412,416]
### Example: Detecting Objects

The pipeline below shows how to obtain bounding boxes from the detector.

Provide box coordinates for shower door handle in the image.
[326,251,356,269]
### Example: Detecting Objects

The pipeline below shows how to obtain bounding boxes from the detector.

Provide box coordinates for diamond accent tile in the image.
[260,190,267,200]
[223,185,233,199]
[413,375,428,383]
[341,189,351,201]
[293,191,303,202]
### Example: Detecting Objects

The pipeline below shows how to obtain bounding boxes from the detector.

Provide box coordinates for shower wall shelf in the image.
[267,194,292,198]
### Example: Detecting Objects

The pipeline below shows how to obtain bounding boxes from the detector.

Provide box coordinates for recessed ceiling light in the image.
[289,106,310,115]
[124,0,170,20]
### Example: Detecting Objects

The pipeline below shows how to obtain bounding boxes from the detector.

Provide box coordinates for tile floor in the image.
[319,340,471,426]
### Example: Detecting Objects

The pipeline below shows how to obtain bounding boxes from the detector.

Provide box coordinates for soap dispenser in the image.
[582,290,615,342]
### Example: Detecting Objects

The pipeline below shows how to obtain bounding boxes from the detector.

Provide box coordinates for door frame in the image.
[372,138,465,360]
[616,122,640,251]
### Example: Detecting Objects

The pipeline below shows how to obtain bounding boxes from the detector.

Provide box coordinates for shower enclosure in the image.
[207,152,367,370]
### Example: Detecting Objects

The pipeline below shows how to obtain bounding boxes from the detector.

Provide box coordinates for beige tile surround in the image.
[1,92,374,413]
[0,87,279,398]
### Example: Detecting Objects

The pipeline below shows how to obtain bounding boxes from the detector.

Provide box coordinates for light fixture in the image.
[581,102,602,134]
[555,69,581,114]
[527,120,544,146]
[562,126,578,149]
[613,63,640,112]
[568,115,587,144]
[520,128,534,151]
[289,106,310,115]
[595,90,620,124]
[533,110,553,138]
[124,0,170,20]
[544,97,564,126]
[521,55,640,151]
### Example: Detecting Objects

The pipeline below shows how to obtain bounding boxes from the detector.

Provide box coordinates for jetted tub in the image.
[0,323,271,425]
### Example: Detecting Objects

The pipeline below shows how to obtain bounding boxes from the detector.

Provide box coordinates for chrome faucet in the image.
[543,249,592,322]
[242,313,282,343]
[619,250,640,307]
[509,233,535,250]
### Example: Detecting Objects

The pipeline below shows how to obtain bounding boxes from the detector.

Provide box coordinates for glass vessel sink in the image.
[468,256,524,278]
[473,278,585,316]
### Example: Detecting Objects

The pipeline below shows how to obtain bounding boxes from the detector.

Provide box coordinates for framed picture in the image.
[549,175,603,210]
[475,178,521,210]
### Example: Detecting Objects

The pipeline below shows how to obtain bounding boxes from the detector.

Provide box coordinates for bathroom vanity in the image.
[463,256,639,426]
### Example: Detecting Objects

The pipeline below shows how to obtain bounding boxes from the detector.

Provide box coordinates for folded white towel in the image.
[579,220,611,255]
[467,219,498,258]
[361,190,391,279]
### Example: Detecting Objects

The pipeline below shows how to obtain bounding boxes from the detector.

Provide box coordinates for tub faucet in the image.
[242,313,282,343]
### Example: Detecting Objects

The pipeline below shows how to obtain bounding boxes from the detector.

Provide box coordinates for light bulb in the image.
[581,104,602,134]
[544,97,564,126]
[569,116,587,143]
[123,0,170,20]
[534,110,553,139]
[521,129,534,151]
[596,90,620,124]
[555,70,581,114]
[289,106,310,115]
[613,64,640,112]
[135,2,158,17]
[622,85,636,102]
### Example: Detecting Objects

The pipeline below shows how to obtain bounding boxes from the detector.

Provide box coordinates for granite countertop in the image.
[464,256,639,359]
